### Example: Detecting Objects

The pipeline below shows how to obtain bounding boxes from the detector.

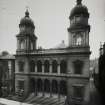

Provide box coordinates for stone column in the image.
[24,58,30,97]
[42,80,45,96]
[42,63,44,73]
[49,62,52,73]
[58,63,60,75]
[35,63,37,73]
[58,82,60,99]
[35,79,37,96]
[50,81,52,97]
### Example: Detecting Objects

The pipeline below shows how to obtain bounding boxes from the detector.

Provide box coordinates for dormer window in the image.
[75,16,81,23]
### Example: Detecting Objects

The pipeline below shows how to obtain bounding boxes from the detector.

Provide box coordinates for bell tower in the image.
[16,9,37,53]
[68,0,90,47]
[67,0,91,104]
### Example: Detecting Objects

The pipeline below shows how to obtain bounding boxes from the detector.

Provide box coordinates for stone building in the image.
[15,0,91,104]
[0,53,15,96]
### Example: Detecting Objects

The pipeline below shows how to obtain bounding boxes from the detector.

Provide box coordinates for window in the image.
[76,36,82,45]
[30,60,35,72]
[44,79,50,93]
[20,40,25,49]
[52,60,58,73]
[52,80,58,94]
[37,79,42,92]
[18,80,24,90]
[37,60,42,72]
[60,81,67,95]
[18,61,24,72]
[73,60,83,74]
[44,60,49,73]
[75,16,81,23]
[73,86,84,98]
[60,60,67,73]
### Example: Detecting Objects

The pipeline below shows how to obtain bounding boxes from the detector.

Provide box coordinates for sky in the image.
[0,0,105,59]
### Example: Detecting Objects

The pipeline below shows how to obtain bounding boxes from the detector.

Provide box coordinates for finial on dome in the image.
[77,0,82,5]
[25,6,29,17]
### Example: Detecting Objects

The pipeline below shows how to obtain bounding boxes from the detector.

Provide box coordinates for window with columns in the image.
[60,60,67,73]
[44,60,49,73]
[18,61,24,72]
[37,60,42,72]
[30,60,35,72]
[28,78,67,96]
[52,60,57,73]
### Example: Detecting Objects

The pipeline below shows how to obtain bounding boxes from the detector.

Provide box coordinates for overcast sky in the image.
[0,0,105,59]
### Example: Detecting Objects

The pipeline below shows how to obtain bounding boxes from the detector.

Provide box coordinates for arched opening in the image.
[44,60,49,73]
[30,78,35,93]
[60,60,67,73]
[73,60,83,74]
[20,39,25,49]
[52,80,58,94]
[18,61,24,72]
[52,60,57,73]
[44,79,50,93]
[37,60,42,72]
[37,79,42,92]
[60,80,67,95]
[30,60,35,72]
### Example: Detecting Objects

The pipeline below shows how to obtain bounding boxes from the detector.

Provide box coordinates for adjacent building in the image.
[0,52,15,97]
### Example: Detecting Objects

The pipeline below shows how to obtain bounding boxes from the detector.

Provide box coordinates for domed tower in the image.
[66,0,91,105]
[16,10,37,53]
[68,0,90,47]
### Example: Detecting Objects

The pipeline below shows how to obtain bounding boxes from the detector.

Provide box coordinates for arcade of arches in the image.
[19,60,67,74]
[29,78,67,96]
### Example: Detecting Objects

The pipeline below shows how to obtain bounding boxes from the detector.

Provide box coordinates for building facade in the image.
[0,53,15,97]
[15,0,91,104]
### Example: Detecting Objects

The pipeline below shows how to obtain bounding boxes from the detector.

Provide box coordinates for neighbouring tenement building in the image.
[0,52,15,97]
[15,0,91,104]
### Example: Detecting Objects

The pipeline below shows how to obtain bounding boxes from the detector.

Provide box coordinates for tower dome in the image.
[70,0,89,19]
[19,10,35,28]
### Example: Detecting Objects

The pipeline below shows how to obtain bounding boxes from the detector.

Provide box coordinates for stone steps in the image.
[25,95,66,105]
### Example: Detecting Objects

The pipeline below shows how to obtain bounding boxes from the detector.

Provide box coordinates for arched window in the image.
[30,78,35,93]
[44,79,50,93]
[60,80,67,95]
[44,60,49,73]
[73,60,84,74]
[37,79,42,92]
[18,61,24,72]
[52,60,57,73]
[60,60,67,73]
[30,60,35,72]
[37,60,42,72]
[20,39,25,49]
[52,80,58,94]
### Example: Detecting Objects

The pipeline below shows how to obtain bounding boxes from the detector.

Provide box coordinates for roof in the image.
[0,54,15,60]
